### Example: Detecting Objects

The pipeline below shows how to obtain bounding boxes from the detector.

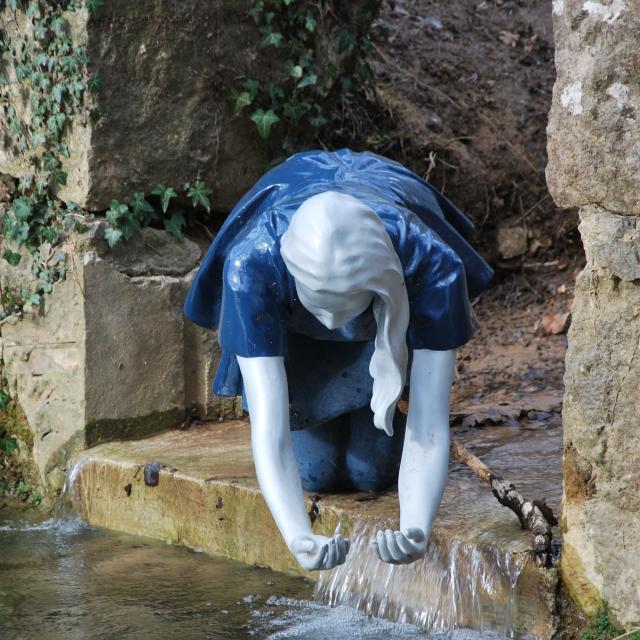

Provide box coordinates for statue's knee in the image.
[291,418,348,493]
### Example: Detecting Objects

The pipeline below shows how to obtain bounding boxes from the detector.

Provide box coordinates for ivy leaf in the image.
[164,212,186,239]
[243,79,261,100]
[229,89,252,115]
[297,74,317,89]
[30,131,46,148]
[3,250,21,266]
[121,211,142,240]
[152,185,178,214]
[12,198,33,222]
[104,226,123,248]
[52,83,65,103]
[250,109,280,139]
[338,29,357,52]
[305,15,316,32]
[258,31,283,49]
[25,293,42,309]
[0,390,10,411]
[87,74,102,93]
[106,200,129,225]
[131,192,156,225]
[51,17,67,36]
[266,82,285,102]
[187,181,213,212]
[289,65,303,79]
[0,438,18,456]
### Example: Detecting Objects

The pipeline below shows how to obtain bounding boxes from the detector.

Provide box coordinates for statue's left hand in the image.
[370,528,427,565]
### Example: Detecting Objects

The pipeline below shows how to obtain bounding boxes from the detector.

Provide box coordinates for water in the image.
[0,503,512,640]
[316,521,525,635]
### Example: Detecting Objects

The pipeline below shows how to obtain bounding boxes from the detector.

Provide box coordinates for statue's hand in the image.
[370,528,427,565]
[290,533,350,571]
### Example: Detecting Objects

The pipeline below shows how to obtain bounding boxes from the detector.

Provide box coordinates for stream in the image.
[1,503,514,640]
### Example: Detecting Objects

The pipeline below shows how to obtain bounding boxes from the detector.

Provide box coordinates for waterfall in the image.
[315,520,529,638]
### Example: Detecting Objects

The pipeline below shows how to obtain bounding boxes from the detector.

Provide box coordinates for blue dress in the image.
[184,149,493,430]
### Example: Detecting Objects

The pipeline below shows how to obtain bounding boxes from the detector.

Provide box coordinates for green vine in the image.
[0,0,93,318]
[0,1,214,320]
[231,0,380,151]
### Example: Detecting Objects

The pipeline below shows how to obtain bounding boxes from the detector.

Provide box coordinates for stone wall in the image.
[0,224,241,491]
[0,1,375,213]
[547,0,640,627]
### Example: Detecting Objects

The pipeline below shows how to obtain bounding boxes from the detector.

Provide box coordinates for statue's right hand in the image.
[290,533,350,571]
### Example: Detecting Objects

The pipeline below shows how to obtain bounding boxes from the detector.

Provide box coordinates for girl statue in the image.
[184,149,493,572]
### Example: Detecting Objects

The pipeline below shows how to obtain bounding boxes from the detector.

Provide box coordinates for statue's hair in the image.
[281,191,409,436]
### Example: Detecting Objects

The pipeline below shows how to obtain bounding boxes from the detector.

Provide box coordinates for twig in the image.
[450,438,557,567]
[611,629,640,640]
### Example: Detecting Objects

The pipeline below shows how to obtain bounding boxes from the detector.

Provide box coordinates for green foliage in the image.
[15,480,41,506]
[103,180,213,248]
[231,0,379,150]
[0,0,94,320]
[0,437,17,455]
[582,608,640,640]
[0,3,214,313]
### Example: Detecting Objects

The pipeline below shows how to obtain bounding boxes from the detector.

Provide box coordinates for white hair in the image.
[281,191,410,436]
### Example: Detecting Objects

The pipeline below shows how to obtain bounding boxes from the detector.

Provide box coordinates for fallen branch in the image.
[450,438,557,567]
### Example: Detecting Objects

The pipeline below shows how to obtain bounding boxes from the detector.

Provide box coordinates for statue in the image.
[184,149,493,571]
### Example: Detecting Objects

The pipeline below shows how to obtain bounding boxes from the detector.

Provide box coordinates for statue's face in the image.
[296,281,373,330]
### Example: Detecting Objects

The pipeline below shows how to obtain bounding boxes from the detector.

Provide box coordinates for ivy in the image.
[0,0,93,319]
[0,2,216,316]
[103,180,212,248]
[231,0,380,151]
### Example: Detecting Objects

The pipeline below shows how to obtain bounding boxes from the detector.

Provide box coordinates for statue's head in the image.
[281,191,410,436]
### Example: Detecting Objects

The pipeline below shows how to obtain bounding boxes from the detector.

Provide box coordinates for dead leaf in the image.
[499,30,519,47]
[540,312,570,335]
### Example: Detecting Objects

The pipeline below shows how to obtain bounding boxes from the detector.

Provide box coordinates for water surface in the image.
[0,503,507,640]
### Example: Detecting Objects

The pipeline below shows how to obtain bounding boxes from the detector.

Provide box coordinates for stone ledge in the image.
[70,420,559,638]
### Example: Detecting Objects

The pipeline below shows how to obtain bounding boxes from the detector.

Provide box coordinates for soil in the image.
[363,0,585,419]
[369,0,580,258]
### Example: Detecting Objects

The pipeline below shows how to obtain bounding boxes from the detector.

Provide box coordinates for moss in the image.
[560,540,605,618]
[582,607,640,640]
[0,398,43,508]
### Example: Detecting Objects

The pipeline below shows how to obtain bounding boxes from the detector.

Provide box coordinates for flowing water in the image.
[316,521,525,634]
[1,503,519,640]
[0,417,559,639]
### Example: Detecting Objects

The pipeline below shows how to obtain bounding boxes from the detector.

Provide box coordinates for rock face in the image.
[0,224,240,490]
[548,1,640,627]
[547,0,640,214]
[562,209,640,624]
[0,1,374,213]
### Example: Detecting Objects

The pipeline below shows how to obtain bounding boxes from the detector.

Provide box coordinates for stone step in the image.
[69,420,559,638]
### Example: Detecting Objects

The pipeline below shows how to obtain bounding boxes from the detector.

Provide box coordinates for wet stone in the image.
[144,462,163,487]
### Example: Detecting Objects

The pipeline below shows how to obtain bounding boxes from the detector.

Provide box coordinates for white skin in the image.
[237,281,455,570]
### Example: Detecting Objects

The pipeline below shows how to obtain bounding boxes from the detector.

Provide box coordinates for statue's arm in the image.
[371,348,455,564]
[237,355,350,571]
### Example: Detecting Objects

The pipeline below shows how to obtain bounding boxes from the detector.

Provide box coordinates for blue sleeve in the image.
[400,216,479,351]
[218,245,287,358]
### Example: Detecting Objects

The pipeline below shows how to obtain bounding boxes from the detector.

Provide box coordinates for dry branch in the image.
[450,438,557,567]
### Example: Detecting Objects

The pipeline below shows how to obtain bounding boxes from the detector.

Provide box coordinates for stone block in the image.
[561,206,640,626]
[0,223,240,490]
[547,0,640,214]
